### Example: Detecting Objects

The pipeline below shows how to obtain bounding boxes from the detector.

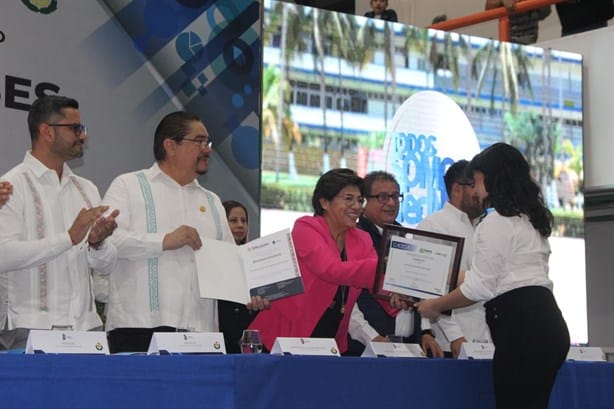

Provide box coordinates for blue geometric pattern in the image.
[90,0,261,199]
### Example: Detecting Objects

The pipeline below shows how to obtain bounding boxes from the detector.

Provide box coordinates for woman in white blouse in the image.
[417,143,569,409]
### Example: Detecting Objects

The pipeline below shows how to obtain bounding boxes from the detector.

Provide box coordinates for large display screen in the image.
[260,0,585,344]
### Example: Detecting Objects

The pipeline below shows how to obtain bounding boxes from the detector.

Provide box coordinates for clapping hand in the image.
[87,208,120,249]
[69,206,117,248]
[0,181,13,208]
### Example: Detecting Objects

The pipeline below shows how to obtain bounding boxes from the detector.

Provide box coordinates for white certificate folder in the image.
[197,229,304,304]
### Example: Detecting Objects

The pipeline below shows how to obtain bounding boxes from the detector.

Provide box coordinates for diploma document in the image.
[374,225,464,305]
[196,229,303,304]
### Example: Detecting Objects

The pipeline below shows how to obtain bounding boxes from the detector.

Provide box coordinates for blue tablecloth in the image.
[0,354,610,408]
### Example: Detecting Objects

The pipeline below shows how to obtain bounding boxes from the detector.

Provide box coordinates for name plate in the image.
[566,346,605,362]
[147,332,226,355]
[25,330,109,354]
[458,342,495,360]
[270,337,340,356]
[362,342,426,358]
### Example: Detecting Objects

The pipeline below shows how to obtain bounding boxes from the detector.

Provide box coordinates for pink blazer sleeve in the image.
[292,216,377,289]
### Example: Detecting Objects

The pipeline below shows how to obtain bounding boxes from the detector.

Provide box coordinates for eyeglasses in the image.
[458,180,475,188]
[176,137,213,149]
[336,194,365,207]
[365,192,404,204]
[47,123,87,137]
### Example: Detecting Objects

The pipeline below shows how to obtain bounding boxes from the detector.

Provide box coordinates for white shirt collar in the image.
[443,201,472,226]
[23,151,74,184]
[150,161,203,190]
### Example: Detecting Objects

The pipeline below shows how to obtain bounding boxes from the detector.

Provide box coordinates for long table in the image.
[0,354,610,408]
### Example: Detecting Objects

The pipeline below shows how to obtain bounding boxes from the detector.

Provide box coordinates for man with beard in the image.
[0,95,119,350]
[102,111,268,352]
[416,160,491,358]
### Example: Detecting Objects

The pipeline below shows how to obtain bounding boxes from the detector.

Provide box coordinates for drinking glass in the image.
[239,329,263,354]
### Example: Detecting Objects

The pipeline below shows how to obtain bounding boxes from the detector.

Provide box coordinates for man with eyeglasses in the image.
[347,171,442,357]
[416,160,491,358]
[101,111,269,352]
[0,95,119,350]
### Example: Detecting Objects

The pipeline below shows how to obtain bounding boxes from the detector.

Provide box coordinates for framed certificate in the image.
[373,225,464,306]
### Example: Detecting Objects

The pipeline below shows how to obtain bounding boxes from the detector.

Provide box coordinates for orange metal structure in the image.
[429,0,565,42]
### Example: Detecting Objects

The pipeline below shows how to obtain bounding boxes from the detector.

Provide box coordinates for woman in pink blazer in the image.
[250,169,378,353]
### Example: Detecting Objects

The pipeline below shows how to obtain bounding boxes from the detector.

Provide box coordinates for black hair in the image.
[466,143,553,237]
[444,159,470,197]
[363,171,399,195]
[153,111,202,161]
[223,200,249,245]
[27,95,79,144]
[312,168,363,216]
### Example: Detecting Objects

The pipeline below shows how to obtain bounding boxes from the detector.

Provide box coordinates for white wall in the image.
[539,27,614,189]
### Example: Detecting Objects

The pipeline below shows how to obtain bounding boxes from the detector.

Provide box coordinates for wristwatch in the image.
[421,329,435,338]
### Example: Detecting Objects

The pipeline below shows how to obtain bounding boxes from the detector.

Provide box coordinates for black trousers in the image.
[485,286,570,409]
[107,326,179,353]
